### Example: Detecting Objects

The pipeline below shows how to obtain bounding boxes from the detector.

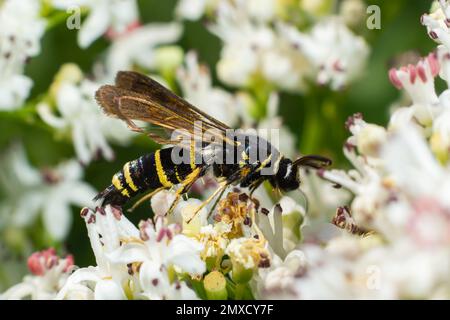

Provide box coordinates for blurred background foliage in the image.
[0,0,436,289]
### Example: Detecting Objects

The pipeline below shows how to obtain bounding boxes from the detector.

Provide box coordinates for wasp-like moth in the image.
[94,71,331,216]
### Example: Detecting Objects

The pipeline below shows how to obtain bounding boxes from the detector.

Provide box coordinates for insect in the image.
[94,71,331,217]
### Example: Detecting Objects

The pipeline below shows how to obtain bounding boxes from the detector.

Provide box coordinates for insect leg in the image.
[187,181,229,224]
[249,178,265,197]
[206,185,228,219]
[166,166,204,215]
[127,187,164,213]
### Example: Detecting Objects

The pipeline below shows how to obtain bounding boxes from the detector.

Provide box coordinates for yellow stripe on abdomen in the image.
[123,162,138,192]
[112,174,130,197]
[155,150,173,188]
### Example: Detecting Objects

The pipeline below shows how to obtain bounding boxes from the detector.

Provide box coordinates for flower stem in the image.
[204,271,228,300]
[234,283,247,300]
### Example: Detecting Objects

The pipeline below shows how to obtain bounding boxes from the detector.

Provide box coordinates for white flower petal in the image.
[166,235,205,276]
[42,196,72,241]
[94,279,126,300]
[78,2,110,48]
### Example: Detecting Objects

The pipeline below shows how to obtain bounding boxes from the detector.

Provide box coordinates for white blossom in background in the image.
[38,64,135,164]
[98,23,183,82]
[293,122,450,299]
[1,248,74,300]
[255,43,450,298]
[421,0,450,51]
[0,0,45,110]
[3,0,450,301]
[177,51,239,126]
[297,170,350,245]
[252,93,297,158]
[388,52,440,127]
[175,0,210,21]
[0,144,96,241]
[52,0,139,48]
[280,18,370,90]
[388,47,450,164]
[176,0,277,22]
[209,0,311,92]
[56,206,203,300]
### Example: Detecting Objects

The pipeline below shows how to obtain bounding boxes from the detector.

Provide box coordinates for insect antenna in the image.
[293,154,332,169]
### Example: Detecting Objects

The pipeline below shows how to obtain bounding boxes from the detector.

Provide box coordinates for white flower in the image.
[108,216,205,299]
[99,23,183,81]
[0,144,96,240]
[240,0,276,23]
[431,105,450,161]
[280,18,370,90]
[175,0,209,20]
[226,237,270,271]
[176,0,276,22]
[345,113,388,159]
[263,244,355,299]
[57,206,203,300]
[257,197,306,259]
[354,241,450,299]
[388,52,440,126]
[210,1,310,91]
[0,0,45,110]
[255,250,306,299]
[380,127,450,246]
[421,0,450,51]
[1,249,74,300]
[110,217,206,276]
[56,206,139,300]
[52,0,139,48]
[38,65,134,164]
[322,141,389,231]
[382,126,448,201]
[177,51,239,126]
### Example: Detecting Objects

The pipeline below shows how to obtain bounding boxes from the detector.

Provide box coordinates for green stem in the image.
[300,92,323,154]
[234,283,247,300]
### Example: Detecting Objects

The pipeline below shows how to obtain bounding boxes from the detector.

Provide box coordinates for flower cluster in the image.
[0,0,45,110]
[56,206,204,299]
[194,0,369,92]
[255,35,450,298]
[37,64,135,164]
[2,0,448,301]
[0,143,95,241]
[1,248,74,300]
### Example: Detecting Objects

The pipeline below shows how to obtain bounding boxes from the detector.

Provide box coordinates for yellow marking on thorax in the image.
[256,154,273,172]
[240,166,251,178]
[239,150,249,167]
[241,150,249,161]
[123,162,138,192]
[155,150,173,188]
[190,141,197,170]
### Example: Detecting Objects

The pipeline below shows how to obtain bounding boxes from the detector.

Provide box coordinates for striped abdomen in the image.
[94,147,203,207]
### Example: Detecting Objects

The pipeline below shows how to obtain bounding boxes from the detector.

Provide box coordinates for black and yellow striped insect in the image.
[94,71,331,215]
